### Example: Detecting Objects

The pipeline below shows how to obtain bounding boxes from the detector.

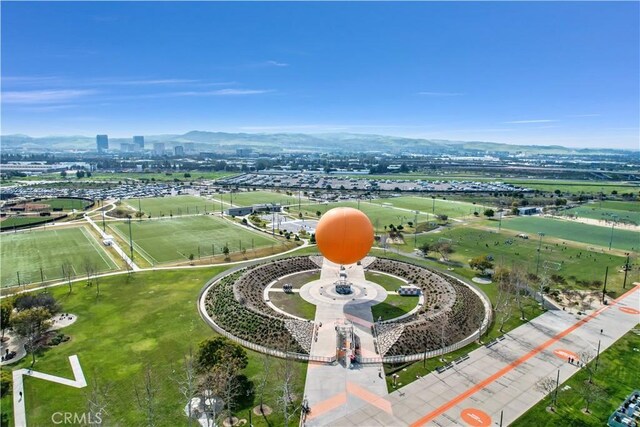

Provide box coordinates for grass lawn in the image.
[494,216,639,252]
[292,201,430,232]
[40,198,92,211]
[0,226,118,287]
[396,225,637,297]
[212,190,300,207]
[561,204,640,225]
[600,200,640,212]
[109,216,278,264]
[0,216,52,230]
[371,294,419,321]
[365,271,406,291]
[267,292,317,320]
[0,267,308,427]
[271,271,321,289]
[126,195,218,218]
[512,326,640,427]
[370,196,492,219]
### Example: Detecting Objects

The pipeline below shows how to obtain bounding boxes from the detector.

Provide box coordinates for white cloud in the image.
[2,89,96,104]
[265,60,289,67]
[504,119,558,124]
[418,91,464,97]
[175,88,274,96]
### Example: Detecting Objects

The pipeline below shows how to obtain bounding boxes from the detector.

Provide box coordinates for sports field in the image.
[40,198,92,210]
[370,196,492,218]
[127,195,217,217]
[212,190,300,207]
[109,215,278,264]
[495,216,639,252]
[405,226,636,295]
[0,216,50,230]
[562,203,639,225]
[293,200,431,231]
[0,226,118,287]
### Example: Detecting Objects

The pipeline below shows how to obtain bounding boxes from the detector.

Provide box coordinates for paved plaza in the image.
[297,263,639,427]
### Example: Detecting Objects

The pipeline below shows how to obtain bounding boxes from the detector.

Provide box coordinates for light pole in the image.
[128,216,134,262]
[623,253,630,289]
[535,232,545,276]
[608,215,618,250]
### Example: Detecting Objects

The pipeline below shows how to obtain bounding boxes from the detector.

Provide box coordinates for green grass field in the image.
[267,292,317,320]
[109,216,278,264]
[293,200,431,231]
[0,267,308,427]
[365,271,406,291]
[495,216,639,252]
[0,227,118,287]
[125,195,217,218]
[561,203,640,225]
[599,200,640,212]
[401,226,637,297]
[372,294,419,321]
[370,196,492,219]
[40,198,92,210]
[0,216,51,230]
[212,190,300,207]
[513,326,640,427]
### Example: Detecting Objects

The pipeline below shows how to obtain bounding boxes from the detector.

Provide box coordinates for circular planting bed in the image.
[199,256,490,362]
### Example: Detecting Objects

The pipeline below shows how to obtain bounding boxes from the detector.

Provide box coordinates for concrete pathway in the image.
[13,355,87,427]
[326,283,640,426]
[300,260,390,426]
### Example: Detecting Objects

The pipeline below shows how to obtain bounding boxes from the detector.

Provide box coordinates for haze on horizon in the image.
[2,2,638,150]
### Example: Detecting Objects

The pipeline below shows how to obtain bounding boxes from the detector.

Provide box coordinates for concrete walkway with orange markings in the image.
[300,261,390,426]
[326,284,640,427]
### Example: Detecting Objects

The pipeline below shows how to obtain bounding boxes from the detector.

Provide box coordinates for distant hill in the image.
[0,131,635,155]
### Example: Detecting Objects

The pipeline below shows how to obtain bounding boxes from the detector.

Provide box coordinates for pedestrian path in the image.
[326,283,640,426]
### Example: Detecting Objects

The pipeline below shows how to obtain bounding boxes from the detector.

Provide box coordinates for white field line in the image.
[79,226,118,270]
[107,223,156,265]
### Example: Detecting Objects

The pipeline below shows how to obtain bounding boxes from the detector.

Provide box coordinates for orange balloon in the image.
[315,207,374,265]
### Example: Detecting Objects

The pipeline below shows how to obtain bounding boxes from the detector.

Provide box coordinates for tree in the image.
[76,170,86,179]
[60,170,67,178]
[14,293,60,315]
[578,380,604,413]
[276,355,300,427]
[483,209,495,218]
[256,353,272,414]
[197,337,248,372]
[171,346,197,427]
[188,254,195,264]
[535,376,559,409]
[83,257,96,287]
[315,211,321,217]
[419,243,431,257]
[85,369,112,427]
[0,299,13,340]
[134,364,158,427]
[10,307,52,366]
[222,244,230,260]
[469,255,494,274]
[437,214,448,222]
[61,259,75,294]
[577,350,596,383]
[431,241,453,262]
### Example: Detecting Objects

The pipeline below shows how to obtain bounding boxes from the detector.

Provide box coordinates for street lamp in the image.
[535,232,545,276]
[609,214,618,250]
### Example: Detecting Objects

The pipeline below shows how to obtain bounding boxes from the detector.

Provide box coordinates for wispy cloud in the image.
[504,119,559,124]
[566,114,601,118]
[174,88,274,96]
[265,60,289,67]
[15,104,79,113]
[418,91,464,97]
[2,89,97,104]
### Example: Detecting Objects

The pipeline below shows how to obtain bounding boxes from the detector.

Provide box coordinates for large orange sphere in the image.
[315,207,374,265]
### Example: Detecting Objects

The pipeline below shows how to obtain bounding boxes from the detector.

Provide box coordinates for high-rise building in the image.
[120,143,136,153]
[96,135,109,153]
[174,146,185,156]
[153,142,165,156]
[133,136,144,150]
[184,142,195,154]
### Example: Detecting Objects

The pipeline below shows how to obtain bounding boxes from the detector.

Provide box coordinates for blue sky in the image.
[2,2,638,149]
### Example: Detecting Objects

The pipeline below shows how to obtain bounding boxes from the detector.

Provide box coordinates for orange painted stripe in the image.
[410,284,640,427]
[347,381,393,414]
[306,392,347,421]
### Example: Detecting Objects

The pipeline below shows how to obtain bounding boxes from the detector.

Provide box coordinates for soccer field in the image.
[495,216,639,252]
[370,196,492,218]
[128,195,217,217]
[294,200,431,231]
[0,226,118,287]
[212,190,300,207]
[109,215,278,264]
[41,197,92,210]
[562,204,639,225]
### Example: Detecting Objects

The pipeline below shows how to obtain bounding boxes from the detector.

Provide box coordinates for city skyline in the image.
[2,2,639,149]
